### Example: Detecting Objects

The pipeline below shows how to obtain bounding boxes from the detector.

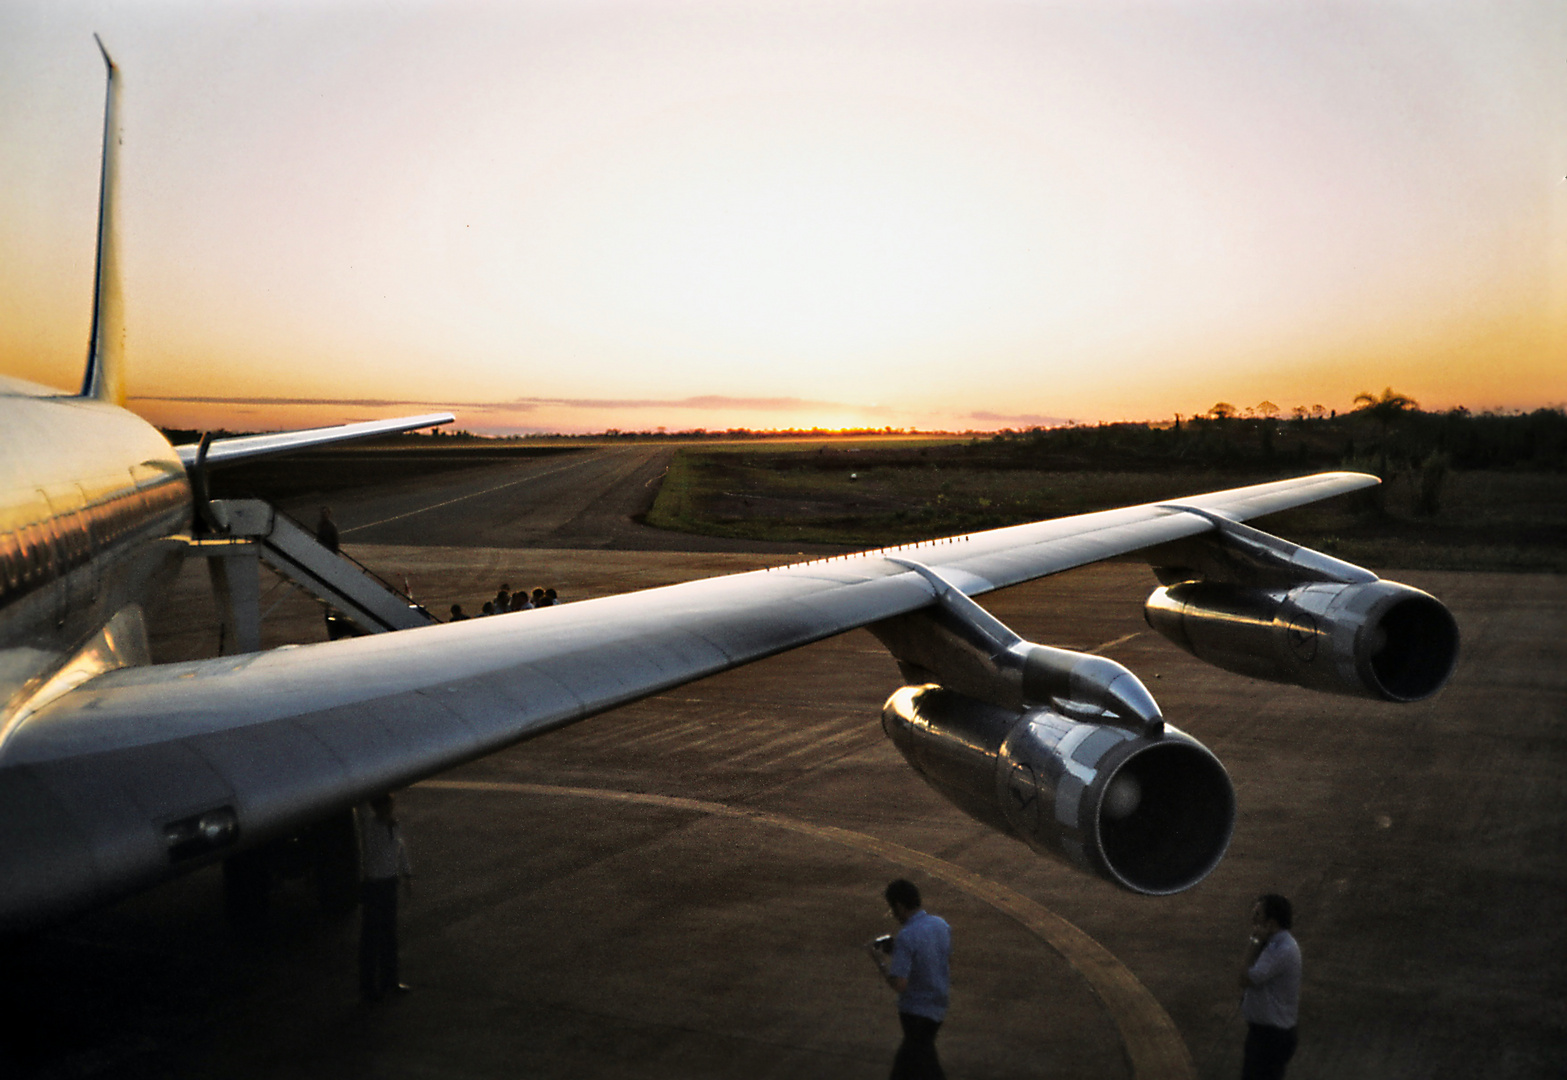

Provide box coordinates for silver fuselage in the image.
[0,375,190,726]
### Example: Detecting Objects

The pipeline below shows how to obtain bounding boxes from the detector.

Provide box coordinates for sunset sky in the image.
[2,1,1562,435]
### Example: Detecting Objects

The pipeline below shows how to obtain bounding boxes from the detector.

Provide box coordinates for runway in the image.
[285,445,835,554]
[2,459,1563,1078]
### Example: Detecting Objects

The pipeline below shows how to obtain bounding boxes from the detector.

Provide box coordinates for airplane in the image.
[0,43,1459,935]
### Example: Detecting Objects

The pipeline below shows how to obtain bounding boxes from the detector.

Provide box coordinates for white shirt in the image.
[889,909,952,1022]
[1243,930,1301,1028]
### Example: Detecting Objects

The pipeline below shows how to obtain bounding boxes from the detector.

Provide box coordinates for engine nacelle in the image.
[882,685,1234,895]
[1144,579,1458,703]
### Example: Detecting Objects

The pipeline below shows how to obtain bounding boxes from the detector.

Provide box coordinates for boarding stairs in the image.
[190,498,437,654]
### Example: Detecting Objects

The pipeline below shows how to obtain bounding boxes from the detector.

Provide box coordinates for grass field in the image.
[645,442,1567,572]
[198,430,1564,573]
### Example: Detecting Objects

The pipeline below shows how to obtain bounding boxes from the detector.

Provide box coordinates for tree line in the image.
[980,391,1567,475]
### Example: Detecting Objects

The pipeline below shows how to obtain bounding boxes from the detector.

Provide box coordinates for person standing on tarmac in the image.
[358,793,413,1002]
[867,878,950,1080]
[1239,893,1301,1079]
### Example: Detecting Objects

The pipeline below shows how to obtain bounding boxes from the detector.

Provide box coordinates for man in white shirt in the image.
[867,879,951,1080]
[1238,893,1301,1079]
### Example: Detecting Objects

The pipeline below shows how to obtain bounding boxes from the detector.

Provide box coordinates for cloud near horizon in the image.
[969,410,1074,427]
[133,393,891,415]
[130,395,534,412]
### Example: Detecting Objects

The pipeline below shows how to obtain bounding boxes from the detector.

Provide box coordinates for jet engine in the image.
[883,685,1234,895]
[866,536,1454,895]
[1140,506,1460,702]
[1145,579,1458,703]
[870,557,1233,895]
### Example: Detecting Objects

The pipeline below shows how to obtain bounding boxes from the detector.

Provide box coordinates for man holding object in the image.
[1239,893,1302,1080]
[867,879,950,1080]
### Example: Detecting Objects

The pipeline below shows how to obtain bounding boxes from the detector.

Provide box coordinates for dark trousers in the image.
[1242,1023,1298,1080]
[359,878,400,999]
[890,1012,945,1080]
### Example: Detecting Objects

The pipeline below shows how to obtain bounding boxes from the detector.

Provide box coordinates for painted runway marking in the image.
[419,777,1196,1080]
[1089,631,1142,655]
[341,449,633,535]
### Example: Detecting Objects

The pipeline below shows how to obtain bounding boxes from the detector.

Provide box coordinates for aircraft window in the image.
[30,496,61,578]
[0,530,18,592]
[68,510,89,565]
[19,524,37,584]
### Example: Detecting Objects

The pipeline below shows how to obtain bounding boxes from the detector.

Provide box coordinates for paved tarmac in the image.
[284,445,839,554]
[2,462,1563,1079]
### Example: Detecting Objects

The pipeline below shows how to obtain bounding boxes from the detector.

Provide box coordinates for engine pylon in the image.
[871,558,1233,894]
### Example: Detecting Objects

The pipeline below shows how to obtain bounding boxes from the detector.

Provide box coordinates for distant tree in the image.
[1291,405,1308,422]
[1310,404,1328,419]
[1256,400,1280,419]
[1207,402,1238,420]
[1354,387,1420,473]
[1354,387,1419,424]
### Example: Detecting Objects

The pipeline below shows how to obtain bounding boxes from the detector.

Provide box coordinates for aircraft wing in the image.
[173,413,456,468]
[0,472,1374,930]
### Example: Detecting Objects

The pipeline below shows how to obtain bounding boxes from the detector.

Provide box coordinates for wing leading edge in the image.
[174,413,456,468]
[0,472,1376,930]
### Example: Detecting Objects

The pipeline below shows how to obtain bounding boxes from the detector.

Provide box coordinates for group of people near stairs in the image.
[314,509,560,626]
[446,582,559,621]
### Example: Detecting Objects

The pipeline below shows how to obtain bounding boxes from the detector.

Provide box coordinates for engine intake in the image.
[1145,579,1458,702]
[882,685,1234,895]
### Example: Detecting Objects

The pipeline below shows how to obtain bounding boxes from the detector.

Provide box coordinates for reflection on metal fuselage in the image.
[0,376,190,726]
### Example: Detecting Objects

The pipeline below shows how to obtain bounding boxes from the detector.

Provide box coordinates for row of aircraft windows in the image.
[0,474,188,604]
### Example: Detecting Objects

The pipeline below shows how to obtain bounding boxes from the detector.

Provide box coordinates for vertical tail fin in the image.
[81,34,125,406]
